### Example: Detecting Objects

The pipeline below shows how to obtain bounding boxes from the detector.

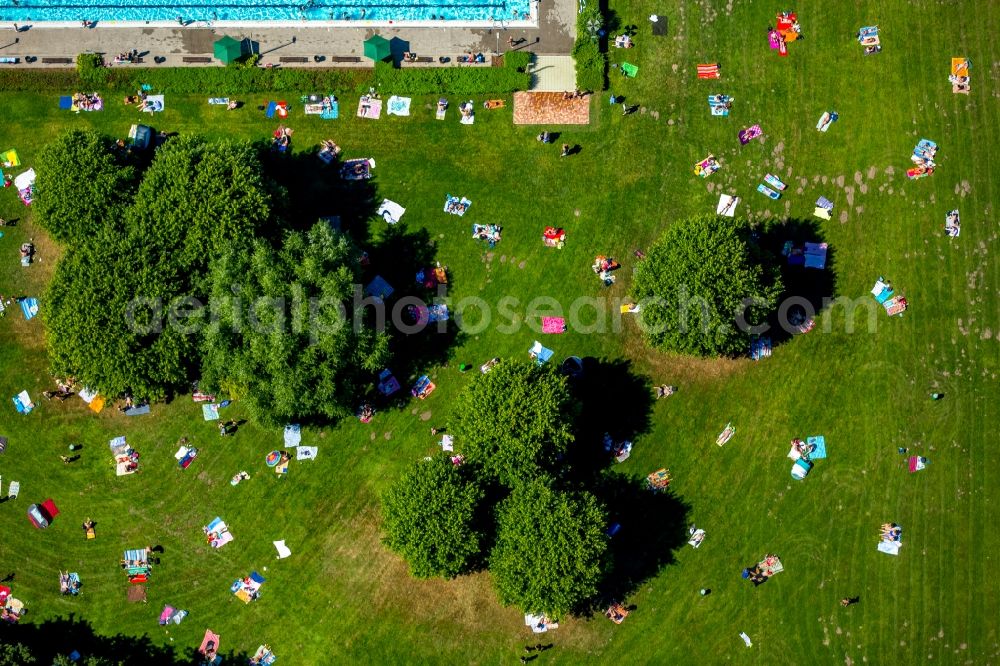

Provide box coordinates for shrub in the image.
[372,56,531,95]
[76,52,108,86]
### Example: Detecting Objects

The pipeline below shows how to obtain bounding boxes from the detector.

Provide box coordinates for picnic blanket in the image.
[387,95,411,116]
[202,403,220,421]
[357,96,382,119]
[716,193,739,217]
[444,195,471,216]
[697,63,720,79]
[295,446,318,461]
[377,199,406,224]
[738,124,762,145]
[542,317,566,333]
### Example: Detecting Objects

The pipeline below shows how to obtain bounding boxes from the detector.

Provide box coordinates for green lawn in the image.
[1,0,999,663]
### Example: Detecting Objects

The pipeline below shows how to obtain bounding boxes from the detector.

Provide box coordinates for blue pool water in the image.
[0,0,532,23]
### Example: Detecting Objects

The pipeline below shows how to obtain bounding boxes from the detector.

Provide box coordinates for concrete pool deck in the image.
[0,0,575,67]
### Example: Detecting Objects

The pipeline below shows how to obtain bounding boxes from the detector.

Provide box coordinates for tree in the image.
[631,215,783,357]
[42,136,276,398]
[449,360,574,487]
[33,130,137,243]
[381,454,485,578]
[200,221,390,424]
[0,643,36,666]
[490,481,608,617]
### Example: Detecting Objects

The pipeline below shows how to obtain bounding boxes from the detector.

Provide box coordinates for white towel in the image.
[740,632,752,647]
[296,446,318,461]
[273,540,292,559]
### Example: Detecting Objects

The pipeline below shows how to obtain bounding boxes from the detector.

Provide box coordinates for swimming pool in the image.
[0,0,533,24]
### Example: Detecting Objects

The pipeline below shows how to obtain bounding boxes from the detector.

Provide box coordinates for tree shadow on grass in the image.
[753,217,836,347]
[3,612,251,665]
[564,357,655,480]
[578,473,691,615]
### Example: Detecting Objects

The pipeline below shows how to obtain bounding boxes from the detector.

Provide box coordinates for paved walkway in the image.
[0,0,575,67]
[528,55,577,91]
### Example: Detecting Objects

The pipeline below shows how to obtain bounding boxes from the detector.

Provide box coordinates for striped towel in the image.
[697,63,721,79]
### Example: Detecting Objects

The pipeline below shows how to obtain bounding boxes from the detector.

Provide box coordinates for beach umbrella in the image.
[363,34,391,61]
[213,36,243,64]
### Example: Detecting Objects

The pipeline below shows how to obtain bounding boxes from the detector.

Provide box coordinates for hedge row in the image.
[0,51,532,96]
[574,6,608,91]
[372,52,531,95]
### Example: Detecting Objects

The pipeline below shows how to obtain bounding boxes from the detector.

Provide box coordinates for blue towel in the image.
[19,297,38,320]
[807,436,827,459]
[250,571,265,584]
[321,101,339,120]
[265,101,277,118]
[141,83,152,91]
[59,96,72,110]
[124,404,150,416]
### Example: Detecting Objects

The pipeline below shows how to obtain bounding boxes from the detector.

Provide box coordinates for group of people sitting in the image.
[319,139,341,158]
[880,523,902,542]
[445,199,469,215]
[562,89,588,100]
[43,378,75,402]
[59,571,81,595]
[457,52,487,64]
[113,49,140,64]
[592,255,621,284]
[272,126,293,151]
[614,34,635,48]
[71,92,102,111]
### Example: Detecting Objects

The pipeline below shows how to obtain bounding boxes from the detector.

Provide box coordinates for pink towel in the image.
[542,317,566,334]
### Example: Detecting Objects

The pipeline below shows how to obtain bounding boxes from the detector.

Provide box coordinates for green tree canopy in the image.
[381,454,485,579]
[631,215,783,357]
[200,221,390,424]
[490,481,608,617]
[33,129,137,242]
[449,360,574,487]
[42,135,276,398]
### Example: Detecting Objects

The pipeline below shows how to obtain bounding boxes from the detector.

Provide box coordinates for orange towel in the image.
[484,99,505,109]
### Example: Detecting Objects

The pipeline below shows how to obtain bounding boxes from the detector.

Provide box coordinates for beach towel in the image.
[387,95,411,116]
[813,207,832,220]
[357,97,382,119]
[697,63,720,79]
[764,174,786,190]
[711,104,729,117]
[803,242,828,269]
[740,632,752,647]
[529,341,554,365]
[483,99,505,109]
[208,98,229,105]
[738,124,762,145]
[86,395,105,413]
[199,630,221,656]
[13,390,33,414]
[283,424,301,447]
[688,529,706,548]
[807,436,827,459]
[126,585,147,603]
[124,404,150,416]
[945,210,960,237]
[716,423,735,447]
[443,195,472,216]
[816,196,834,210]
[142,95,164,113]
[542,317,566,334]
[717,194,739,217]
[273,540,291,559]
[621,62,638,78]
[59,95,73,110]
[757,184,780,199]
[202,403,220,421]
[441,434,454,452]
[19,297,38,320]
[377,199,406,224]
[295,446,318,461]
[265,101,277,118]
[460,102,475,124]
[877,540,901,555]
[340,157,373,181]
[321,99,339,119]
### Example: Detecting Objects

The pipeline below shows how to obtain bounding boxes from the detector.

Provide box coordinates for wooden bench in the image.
[182,56,212,64]
[279,56,309,63]
[329,55,361,63]
[414,56,434,63]
[41,57,73,64]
